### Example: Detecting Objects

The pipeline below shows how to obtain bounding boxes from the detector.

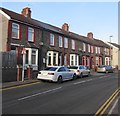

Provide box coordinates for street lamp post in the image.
[109,35,113,65]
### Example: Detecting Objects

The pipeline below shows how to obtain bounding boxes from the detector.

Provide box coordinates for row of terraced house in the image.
[0,7,112,81]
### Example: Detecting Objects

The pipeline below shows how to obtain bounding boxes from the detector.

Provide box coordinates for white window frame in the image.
[83,43,86,51]
[98,47,100,54]
[70,54,79,66]
[64,37,68,48]
[47,51,58,66]
[59,36,63,47]
[12,23,20,39]
[88,44,91,52]
[50,33,54,46]
[96,57,99,65]
[25,48,38,70]
[95,47,98,53]
[91,46,94,53]
[28,27,34,42]
[71,39,75,50]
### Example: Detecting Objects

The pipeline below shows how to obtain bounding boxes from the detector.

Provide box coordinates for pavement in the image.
[1,70,105,89]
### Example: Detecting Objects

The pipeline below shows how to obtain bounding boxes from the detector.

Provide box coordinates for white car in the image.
[68,65,90,78]
[37,66,76,83]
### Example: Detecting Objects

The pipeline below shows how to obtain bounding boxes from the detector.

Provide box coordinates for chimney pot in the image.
[21,7,31,18]
[87,32,93,39]
[62,23,69,31]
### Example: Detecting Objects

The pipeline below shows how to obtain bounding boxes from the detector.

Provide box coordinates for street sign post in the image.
[22,48,26,82]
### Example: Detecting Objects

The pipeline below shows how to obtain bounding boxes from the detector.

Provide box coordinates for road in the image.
[2,72,118,114]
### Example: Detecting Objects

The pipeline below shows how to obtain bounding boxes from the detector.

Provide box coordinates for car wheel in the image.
[72,74,77,80]
[80,73,83,78]
[57,76,63,83]
[106,70,109,73]
[88,72,90,77]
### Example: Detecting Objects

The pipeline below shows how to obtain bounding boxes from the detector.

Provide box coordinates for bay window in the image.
[47,51,58,66]
[25,48,38,70]
[70,54,79,66]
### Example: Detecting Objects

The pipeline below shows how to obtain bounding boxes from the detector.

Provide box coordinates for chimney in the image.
[62,23,69,31]
[21,7,31,18]
[87,32,93,39]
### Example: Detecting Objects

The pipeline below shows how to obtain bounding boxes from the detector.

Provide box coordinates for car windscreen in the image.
[98,65,106,68]
[69,66,78,69]
[44,67,58,71]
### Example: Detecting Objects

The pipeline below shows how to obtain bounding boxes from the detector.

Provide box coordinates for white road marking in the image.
[18,86,62,101]
[99,77,104,79]
[73,79,94,85]
[86,79,93,82]
[107,98,118,115]
[73,80,86,85]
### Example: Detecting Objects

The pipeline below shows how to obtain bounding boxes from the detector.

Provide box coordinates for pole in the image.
[22,53,25,82]
[109,35,113,65]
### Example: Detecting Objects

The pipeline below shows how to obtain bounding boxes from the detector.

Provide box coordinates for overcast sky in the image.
[1,2,118,43]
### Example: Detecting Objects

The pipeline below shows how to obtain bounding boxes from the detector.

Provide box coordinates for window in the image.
[59,36,63,47]
[98,47,101,54]
[71,56,74,65]
[83,43,86,51]
[75,55,78,65]
[25,48,38,70]
[91,46,94,53]
[53,53,56,65]
[31,50,36,64]
[48,53,51,65]
[70,54,79,66]
[96,57,99,65]
[64,37,68,48]
[25,50,29,64]
[104,48,109,55]
[12,23,19,39]
[88,44,91,52]
[28,27,34,42]
[47,51,58,66]
[50,33,54,46]
[64,54,67,65]
[95,47,98,53]
[71,40,75,50]
[45,67,57,71]
[58,67,66,72]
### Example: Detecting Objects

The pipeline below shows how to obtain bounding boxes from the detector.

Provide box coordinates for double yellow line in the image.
[0,81,41,91]
[95,88,120,116]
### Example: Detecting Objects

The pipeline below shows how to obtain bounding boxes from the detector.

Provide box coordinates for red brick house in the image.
[0,7,111,80]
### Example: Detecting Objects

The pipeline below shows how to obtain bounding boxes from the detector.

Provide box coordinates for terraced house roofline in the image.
[0,7,110,48]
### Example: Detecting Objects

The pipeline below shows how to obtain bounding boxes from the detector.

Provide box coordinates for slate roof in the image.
[1,7,110,48]
[109,42,120,49]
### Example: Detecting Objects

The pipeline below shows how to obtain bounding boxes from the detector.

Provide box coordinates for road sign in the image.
[22,48,26,54]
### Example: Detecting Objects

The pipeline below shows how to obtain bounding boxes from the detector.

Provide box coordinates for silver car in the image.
[37,66,76,83]
[68,65,90,78]
[97,65,114,73]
